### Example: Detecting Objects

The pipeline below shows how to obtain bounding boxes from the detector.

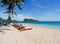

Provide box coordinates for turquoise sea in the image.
[0,21,60,29]
[14,21,60,29]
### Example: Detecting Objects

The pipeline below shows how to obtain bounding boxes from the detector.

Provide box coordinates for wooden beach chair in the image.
[12,24,32,31]
[20,27,32,31]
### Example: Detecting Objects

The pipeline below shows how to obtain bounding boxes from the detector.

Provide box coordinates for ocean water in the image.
[0,21,60,29]
[17,21,60,29]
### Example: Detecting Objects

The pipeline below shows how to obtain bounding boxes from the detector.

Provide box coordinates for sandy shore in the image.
[0,24,60,44]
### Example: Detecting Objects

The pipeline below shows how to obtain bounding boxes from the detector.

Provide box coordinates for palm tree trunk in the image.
[7,1,14,24]
[7,15,11,24]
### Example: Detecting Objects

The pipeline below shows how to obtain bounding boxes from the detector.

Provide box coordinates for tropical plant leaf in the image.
[3,11,10,14]
[20,0,25,2]
[14,12,17,16]
[20,0,25,4]
[1,0,10,5]
[0,0,25,24]
[7,3,12,10]
[17,5,22,10]
[16,2,22,10]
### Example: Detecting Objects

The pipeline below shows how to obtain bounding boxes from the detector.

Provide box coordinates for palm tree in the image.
[0,17,3,22]
[0,0,24,24]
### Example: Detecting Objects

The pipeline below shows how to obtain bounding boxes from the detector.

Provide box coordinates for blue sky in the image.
[0,0,60,21]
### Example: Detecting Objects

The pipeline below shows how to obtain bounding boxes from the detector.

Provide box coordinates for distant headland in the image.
[23,18,39,22]
[0,17,40,22]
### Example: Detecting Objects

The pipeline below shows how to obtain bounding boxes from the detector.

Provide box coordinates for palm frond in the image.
[16,2,22,10]
[7,3,12,10]
[1,0,10,6]
[14,12,17,16]
[17,4,22,10]
[3,11,11,14]
[20,0,25,2]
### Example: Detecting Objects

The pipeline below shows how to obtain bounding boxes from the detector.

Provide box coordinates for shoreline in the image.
[21,24,60,30]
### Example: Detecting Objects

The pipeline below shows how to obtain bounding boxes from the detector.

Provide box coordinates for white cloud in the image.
[0,12,34,21]
[13,14,33,21]
[0,12,8,19]
[38,10,60,21]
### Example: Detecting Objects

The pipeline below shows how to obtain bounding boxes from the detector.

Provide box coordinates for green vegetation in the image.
[0,17,3,22]
[0,17,39,23]
[0,0,25,24]
[23,18,39,22]
[0,17,20,23]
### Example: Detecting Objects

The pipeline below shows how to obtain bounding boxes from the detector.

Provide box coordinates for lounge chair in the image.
[12,24,25,28]
[0,22,7,26]
[12,24,20,28]
[0,23,2,26]
[0,22,4,26]
[20,27,32,31]
[17,24,26,30]
[12,24,32,31]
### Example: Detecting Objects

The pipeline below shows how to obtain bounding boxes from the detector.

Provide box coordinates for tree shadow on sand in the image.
[0,30,5,33]
[0,29,10,33]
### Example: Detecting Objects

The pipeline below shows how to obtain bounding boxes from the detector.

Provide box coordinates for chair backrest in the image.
[0,22,6,25]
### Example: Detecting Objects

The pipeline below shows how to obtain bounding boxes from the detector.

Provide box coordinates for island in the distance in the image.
[0,17,40,22]
[23,18,39,22]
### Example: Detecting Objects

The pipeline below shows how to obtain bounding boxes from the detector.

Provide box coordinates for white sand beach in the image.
[0,24,60,44]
